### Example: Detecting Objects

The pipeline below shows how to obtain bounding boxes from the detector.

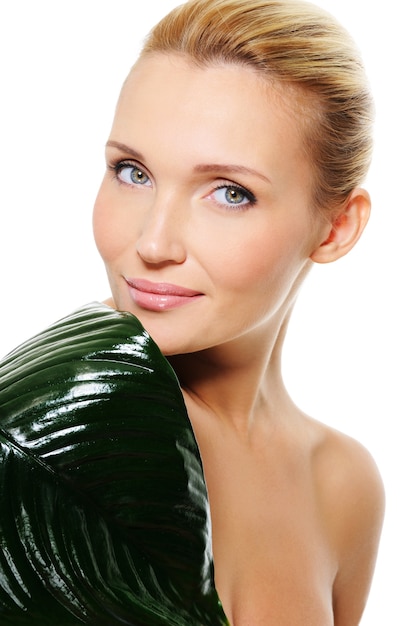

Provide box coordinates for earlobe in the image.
[310,188,371,264]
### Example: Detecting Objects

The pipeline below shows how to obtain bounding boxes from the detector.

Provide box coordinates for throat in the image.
[168,346,288,439]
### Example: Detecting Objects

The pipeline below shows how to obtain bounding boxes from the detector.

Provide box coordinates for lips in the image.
[125,278,203,312]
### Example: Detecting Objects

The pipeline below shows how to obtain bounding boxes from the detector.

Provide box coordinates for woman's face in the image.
[93,54,327,356]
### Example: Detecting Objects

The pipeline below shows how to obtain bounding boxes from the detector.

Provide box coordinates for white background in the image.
[0,2,415,623]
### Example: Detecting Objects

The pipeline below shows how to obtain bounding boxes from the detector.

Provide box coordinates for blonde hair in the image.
[139,0,373,215]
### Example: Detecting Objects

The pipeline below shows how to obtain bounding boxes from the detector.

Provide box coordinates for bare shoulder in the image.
[311,421,385,520]
[310,419,385,624]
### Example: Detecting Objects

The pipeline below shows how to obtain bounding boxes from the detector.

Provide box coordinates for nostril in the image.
[136,229,186,265]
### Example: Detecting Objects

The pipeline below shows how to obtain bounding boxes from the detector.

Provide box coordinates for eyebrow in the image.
[193,163,271,183]
[106,140,144,161]
[106,140,271,184]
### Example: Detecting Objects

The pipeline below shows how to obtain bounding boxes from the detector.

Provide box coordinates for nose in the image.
[136,192,187,265]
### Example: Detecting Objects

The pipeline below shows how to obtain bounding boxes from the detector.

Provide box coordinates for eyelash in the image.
[212,183,257,209]
[107,159,150,184]
[107,159,258,208]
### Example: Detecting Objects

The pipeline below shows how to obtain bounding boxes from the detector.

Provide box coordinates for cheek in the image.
[207,227,302,294]
[93,186,129,263]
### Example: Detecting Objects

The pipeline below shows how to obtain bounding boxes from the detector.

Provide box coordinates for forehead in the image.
[112,53,310,185]
[119,53,300,134]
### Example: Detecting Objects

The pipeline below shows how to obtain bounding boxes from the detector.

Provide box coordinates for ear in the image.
[310,188,371,264]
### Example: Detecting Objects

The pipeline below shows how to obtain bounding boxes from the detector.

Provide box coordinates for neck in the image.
[168,307,295,437]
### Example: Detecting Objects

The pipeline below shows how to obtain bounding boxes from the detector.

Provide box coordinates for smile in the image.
[125,278,203,312]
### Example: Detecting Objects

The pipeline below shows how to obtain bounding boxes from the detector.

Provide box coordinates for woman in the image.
[92,0,385,623]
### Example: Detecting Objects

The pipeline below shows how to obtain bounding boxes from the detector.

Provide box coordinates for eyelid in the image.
[107,157,146,172]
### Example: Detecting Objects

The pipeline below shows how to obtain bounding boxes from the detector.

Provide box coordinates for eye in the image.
[212,184,256,208]
[115,163,151,187]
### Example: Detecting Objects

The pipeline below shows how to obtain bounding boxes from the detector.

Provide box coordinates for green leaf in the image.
[0,303,228,625]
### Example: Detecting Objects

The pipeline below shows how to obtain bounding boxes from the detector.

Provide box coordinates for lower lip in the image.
[127,285,203,312]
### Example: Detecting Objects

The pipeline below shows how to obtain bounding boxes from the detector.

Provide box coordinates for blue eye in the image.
[212,185,256,208]
[117,164,151,186]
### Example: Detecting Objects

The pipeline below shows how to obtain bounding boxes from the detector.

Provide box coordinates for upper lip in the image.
[125,278,202,297]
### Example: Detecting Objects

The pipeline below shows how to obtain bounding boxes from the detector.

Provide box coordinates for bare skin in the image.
[95,54,384,625]
[169,322,384,626]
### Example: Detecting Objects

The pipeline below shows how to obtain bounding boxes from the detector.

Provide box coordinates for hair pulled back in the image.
[140,0,373,214]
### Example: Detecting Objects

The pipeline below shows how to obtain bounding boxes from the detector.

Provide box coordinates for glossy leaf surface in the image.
[0,303,228,625]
